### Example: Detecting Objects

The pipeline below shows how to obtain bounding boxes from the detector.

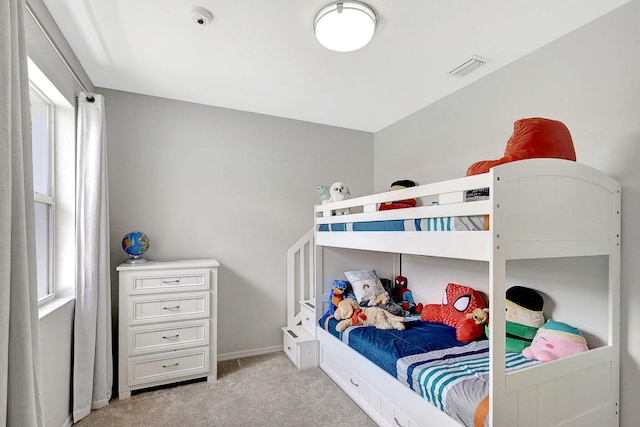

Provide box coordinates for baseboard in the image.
[217,345,282,361]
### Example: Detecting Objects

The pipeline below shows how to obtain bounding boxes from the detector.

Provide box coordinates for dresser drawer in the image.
[129,291,210,325]
[128,347,209,386]
[129,269,210,294]
[129,319,209,356]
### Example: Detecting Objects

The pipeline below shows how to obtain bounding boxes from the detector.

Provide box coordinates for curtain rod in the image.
[25,2,95,103]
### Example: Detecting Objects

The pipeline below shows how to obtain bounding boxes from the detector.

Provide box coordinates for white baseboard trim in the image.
[217,345,282,362]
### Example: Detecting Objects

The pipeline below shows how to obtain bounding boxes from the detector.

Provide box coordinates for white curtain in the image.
[73,93,113,422]
[0,0,45,426]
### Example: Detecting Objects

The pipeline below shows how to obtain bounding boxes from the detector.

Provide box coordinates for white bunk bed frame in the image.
[314,159,620,427]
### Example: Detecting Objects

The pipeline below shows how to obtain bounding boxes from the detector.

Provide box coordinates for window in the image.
[30,85,55,303]
[28,58,76,308]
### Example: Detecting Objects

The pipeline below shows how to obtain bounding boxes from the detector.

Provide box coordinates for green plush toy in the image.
[486,285,545,353]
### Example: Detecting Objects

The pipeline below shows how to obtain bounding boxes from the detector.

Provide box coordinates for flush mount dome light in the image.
[314,1,377,52]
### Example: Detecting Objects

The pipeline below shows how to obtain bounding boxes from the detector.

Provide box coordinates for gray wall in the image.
[102,89,374,357]
[374,1,640,425]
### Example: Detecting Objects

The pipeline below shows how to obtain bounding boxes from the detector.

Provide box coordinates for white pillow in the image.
[344,269,386,304]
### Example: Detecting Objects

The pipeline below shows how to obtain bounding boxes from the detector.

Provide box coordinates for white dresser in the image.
[116,259,219,399]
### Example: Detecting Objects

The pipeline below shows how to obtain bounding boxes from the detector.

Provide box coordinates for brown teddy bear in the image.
[466,308,490,325]
[333,299,405,332]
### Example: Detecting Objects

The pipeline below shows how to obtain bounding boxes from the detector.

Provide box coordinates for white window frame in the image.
[28,57,76,313]
[30,83,56,304]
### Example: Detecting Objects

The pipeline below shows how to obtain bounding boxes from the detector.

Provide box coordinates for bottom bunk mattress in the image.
[320,316,538,427]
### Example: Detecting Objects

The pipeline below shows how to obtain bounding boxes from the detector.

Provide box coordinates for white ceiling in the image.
[42,0,628,132]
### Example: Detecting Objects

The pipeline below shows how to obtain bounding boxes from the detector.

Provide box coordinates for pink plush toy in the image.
[522,320,588,362]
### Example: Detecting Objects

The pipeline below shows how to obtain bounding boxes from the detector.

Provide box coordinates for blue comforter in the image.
[321,316,469,377]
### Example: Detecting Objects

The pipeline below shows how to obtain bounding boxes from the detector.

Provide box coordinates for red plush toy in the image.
[421,282,487,342]
[379,180,418,211]
[393,276,423,315]
[466,117,576,176]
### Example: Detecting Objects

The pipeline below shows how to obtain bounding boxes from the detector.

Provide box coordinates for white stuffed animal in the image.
[329,181,351,215]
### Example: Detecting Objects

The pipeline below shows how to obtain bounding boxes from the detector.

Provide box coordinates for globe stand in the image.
[125,255,147,264]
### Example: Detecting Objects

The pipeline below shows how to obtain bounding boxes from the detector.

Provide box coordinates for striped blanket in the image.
[398,341,538,426]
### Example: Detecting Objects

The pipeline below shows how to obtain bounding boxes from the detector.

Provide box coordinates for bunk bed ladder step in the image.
[282,227,316,369]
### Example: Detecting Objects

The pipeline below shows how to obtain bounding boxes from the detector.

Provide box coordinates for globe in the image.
[122,231,150,263]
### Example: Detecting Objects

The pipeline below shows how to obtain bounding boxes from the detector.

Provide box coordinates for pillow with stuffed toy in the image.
[344,269,387,305]
[466,117,576,176]
[421,282,487,342]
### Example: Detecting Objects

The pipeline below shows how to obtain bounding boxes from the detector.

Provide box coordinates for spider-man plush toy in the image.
[393,276,423,315]
[421,282,487,342]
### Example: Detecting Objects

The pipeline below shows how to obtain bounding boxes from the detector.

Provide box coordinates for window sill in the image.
[39,296,75,320]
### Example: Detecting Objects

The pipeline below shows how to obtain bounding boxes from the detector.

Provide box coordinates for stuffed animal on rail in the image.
[328,181,351,215]
[316,185,331,204]
[333,298,405,332]
[379,180,418,211]
[522,320,589,362]
[326,279,348,316]
[421,282,487,342]
[465,117,576,176]
[392,275,423,315]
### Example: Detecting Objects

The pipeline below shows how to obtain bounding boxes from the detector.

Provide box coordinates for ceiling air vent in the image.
[449,55,490,77]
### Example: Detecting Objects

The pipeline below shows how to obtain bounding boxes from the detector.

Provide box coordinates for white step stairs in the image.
[282,227,316,369]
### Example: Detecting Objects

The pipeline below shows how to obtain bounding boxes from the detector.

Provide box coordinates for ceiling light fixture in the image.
[314,1,377,52]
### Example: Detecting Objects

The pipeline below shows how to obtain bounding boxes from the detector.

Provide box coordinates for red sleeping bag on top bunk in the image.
[465,117,576,176]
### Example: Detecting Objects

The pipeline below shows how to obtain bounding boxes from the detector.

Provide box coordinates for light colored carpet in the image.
[74,352,379,427]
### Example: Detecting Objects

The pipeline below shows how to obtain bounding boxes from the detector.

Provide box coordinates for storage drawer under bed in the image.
[320,344,370,406]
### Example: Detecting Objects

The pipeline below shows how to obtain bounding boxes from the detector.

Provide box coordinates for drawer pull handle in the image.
[394,418,406,427]
[163,279,180,284]
[349,378,359,387]
[162,334,180,340]
[162,362,179,368]
[163,306,180,310]
[287,346,291,351]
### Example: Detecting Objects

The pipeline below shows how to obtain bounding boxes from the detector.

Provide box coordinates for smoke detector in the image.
[191,6,213,26]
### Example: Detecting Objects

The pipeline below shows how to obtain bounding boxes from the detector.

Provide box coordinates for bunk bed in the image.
[313,158,620,427]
